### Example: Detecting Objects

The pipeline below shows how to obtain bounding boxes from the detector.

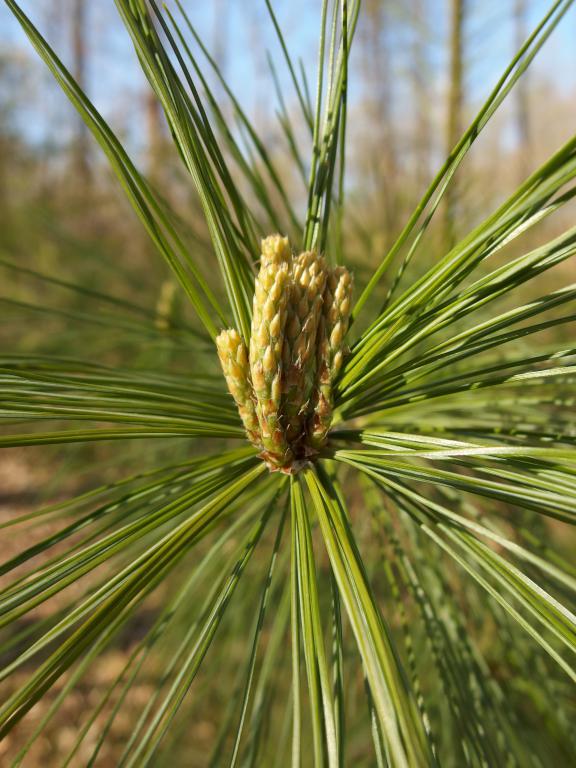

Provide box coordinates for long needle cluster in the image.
[216,234,353,472]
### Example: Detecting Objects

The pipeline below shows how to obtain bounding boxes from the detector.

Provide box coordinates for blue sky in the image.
[1,0,575,153]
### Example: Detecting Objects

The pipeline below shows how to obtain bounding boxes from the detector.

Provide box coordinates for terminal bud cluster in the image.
[216,234,353,472]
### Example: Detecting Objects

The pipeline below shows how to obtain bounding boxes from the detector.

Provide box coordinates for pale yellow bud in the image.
[332,350,344,376]
[264,299,276,322]
[229,360,243,381]
[330,321,343,349]
[216,328,260,449]
[271,373,281,403]
[310,275,323,295]
[252,362,266,391]
[339,297,351,317]
[263,346,275,373]
[269,312,283,339]
[269,282,283,303]
[327,304,339,325]
[261,234,291,266]
[237,344,248,369]
[256,323,269,348]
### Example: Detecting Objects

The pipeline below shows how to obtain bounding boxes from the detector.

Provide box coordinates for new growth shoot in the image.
[217,235,353,472]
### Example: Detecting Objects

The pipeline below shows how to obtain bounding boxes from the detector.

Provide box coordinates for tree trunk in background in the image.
[363,0,398,246]
[514,0,531,181]
[444,0,465,249]
[71,0,91,186]
[0,135,5,213]
[411,0,432,192]
[145,88,164,181]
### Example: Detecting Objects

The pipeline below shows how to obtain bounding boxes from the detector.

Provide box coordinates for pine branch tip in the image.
[216,238,353,470]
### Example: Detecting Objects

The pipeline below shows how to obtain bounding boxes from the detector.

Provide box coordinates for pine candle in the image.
[216,235,353,472]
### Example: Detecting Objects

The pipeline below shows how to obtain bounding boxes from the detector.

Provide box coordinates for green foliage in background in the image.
[1,0,575,765]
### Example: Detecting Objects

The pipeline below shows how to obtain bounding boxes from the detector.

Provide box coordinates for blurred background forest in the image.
[0,0,575,764]
[1,0,576,319]
[2,0,576,272]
